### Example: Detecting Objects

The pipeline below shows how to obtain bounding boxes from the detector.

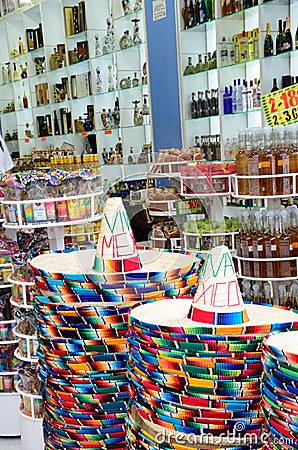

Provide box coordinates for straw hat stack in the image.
[261,331,298,449]
[29,197,201,449]
[127,246,298,450]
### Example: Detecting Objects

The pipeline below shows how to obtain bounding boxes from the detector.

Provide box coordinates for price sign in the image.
[176,198,203,215]
[262,83,298,127]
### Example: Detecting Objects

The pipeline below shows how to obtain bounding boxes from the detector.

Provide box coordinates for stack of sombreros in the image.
[29,197,201,449]
[261,331,298,449]
[127,245,298,450]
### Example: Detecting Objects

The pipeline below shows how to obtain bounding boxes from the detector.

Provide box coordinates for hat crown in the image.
[93,197,142,273]
[188,245,248,325]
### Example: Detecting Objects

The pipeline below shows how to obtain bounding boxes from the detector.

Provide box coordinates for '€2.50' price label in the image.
[262,83,298,127]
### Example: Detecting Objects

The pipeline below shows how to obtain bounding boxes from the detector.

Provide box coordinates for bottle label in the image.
[257,245,263,251]
[33,203,47,222]
[259,161,270,168]
[271,244,277,251]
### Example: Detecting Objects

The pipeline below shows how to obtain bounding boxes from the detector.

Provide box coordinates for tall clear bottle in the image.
[276,126,291,196]
[248,128,260,196]
[236,128,249,195]
[252,210,266,278]
[260,127,276,196]
[278,210,291,278]
[264,211,278,278]
[240,210,253,277]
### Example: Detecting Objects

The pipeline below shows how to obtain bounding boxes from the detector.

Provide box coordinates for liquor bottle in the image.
[220,37,228,66]
[260,126,276,196]
[196,91,203,117]
[279,210,291,278]
[252,210,266,278]
[237,78,243,112]
[203,54,209,71]
[199,0,208,23]
[248,128,260,196]
[276,127,291,196]
[240,210,253,276]
[247,31,254,60]
[12,63,19,82]
[225,0,234,15]
[271,78,279,92]
[295,26,298,49]
[236,128,249,195]
[264,22,273,57]
[205,89,210,116]
[188,0,194,28]
[28,30,35,50]
[22,89,28,108]
[6,62,11,83]
[221,0,226,16]
[191,92,197,118]
[264,211,278,278]
[18,37,25,54]
[232,79,237,113]
[195,54,204,72]
[253,29,259,58]
[234,0,243,12]
[53,110,60,135]
[223,86,232,114]
[276,19,284,55]
[283,16,293,52]
[194,0,200,25]
[183,57,196,75]
[242,80,248,112]
[182,0,190,29]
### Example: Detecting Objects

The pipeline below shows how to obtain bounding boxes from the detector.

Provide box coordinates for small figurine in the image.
[25,123,34,139]
[107,64,116,91]
[132,72,139,87]
[20,63,28,79]
[102,16,115,54]
[95,66,103,94]
[131,18,142,45]
[142,94,149,116]
[134,0,142,11]
[101,109,109,129]
[142,62,147,84]
[132,100,143,126]
[119,30,133,49]
[94,33,101,57]
[112,97,120,128]
[122,0,131,15]
[120,76,131,89]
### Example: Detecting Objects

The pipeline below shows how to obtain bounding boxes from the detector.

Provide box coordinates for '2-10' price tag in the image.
[262,83,298,127]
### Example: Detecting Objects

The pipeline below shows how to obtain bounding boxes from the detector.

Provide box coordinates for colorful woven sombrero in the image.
[261,330,298,450]
[30,197,202,449]
[127,246,298,449]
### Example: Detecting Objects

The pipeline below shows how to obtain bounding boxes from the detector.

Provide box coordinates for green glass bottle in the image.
[264,22,273,57]
[276,19,284,54]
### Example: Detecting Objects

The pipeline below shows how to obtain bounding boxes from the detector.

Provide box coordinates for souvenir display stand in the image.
[2,190,103,250]
[0,0,152,166]
[0,251,21,437]
[146,156,239,254]
[233,169,298,305]
[0,319,20,437]
[29,197,201,449]
[126,245,298,449]
[176,0,298,155]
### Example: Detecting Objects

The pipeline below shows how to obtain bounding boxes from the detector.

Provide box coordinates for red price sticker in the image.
[41,136,47,141]
[82,132,88,137]
[262,83,298,127]
[24,138,30,143]
[104,130,112,135]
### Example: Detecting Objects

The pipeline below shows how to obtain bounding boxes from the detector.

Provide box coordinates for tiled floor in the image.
[0,437,21,449]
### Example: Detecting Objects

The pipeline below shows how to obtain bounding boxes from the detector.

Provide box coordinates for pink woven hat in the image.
[93,197,142,273]
[188,245,249,325]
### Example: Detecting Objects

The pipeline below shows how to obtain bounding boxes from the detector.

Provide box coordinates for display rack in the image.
[177,0,298,155]
[0,0,152,166]
[2,189,103,249]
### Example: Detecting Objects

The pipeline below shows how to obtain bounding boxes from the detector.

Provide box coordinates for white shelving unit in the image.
[177,0,298,155]
[0,0,152,167]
